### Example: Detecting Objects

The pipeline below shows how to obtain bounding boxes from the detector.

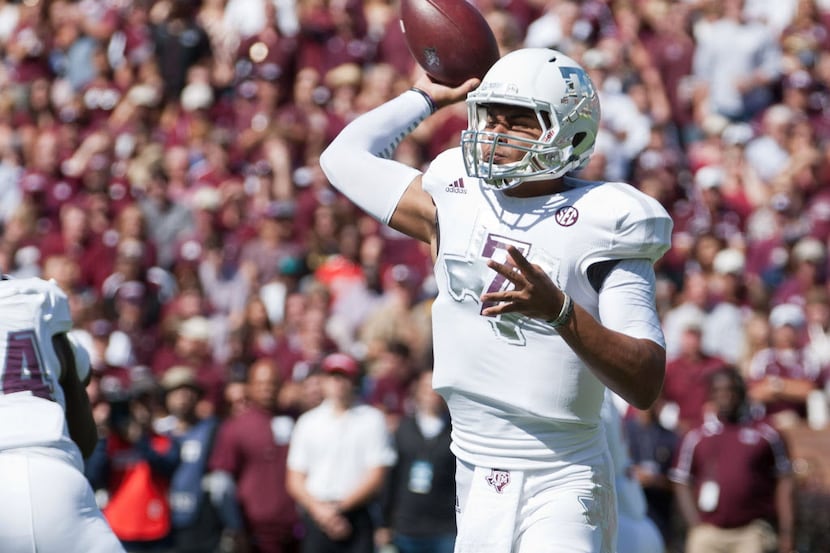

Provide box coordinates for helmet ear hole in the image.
[572,132,587,148]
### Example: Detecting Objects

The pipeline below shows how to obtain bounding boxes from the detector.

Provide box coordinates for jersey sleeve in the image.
[420,148,464,197]
[598,258,665,347]
[580,183,673,273]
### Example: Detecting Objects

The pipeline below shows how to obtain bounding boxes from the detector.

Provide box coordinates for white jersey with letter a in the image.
[0,277,82,469]
[422,149,672,470]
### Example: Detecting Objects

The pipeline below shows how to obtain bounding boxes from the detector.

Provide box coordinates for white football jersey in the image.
[422,149,672,469]
[0,277,81,466]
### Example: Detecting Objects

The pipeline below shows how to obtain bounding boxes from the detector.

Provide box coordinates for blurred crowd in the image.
[2,0,830,551]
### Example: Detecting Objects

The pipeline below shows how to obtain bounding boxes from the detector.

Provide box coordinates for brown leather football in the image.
[400,0,500,87]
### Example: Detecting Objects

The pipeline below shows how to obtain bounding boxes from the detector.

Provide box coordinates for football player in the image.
[319,48,673,553]
[0,275,125,552]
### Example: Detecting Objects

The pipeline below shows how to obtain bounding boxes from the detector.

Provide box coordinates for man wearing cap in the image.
[287,352,396,553]
[747,303,824,426]
[157,366,224,553]
[151,316,226,417]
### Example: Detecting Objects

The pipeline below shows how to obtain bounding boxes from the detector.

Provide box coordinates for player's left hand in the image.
[481,245,565,322]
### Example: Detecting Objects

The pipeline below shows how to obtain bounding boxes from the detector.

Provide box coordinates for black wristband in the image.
[409,87,437,114]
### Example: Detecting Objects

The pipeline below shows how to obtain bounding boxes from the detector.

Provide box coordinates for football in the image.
[400,0,500,87]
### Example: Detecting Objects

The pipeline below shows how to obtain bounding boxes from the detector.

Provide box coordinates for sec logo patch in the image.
[555,206,579,226]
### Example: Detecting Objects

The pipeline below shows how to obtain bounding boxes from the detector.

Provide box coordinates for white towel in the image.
[455,467,523,553]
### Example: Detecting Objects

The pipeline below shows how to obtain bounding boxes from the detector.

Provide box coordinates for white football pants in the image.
[0,452,126,552]
[455,452,617,553]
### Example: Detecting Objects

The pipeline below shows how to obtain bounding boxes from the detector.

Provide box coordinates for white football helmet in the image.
[461,48,601,190]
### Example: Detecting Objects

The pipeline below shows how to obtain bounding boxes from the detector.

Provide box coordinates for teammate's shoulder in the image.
[0,275,66,298]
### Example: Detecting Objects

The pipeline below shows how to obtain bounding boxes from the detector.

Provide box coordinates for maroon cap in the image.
[321,353,360,379]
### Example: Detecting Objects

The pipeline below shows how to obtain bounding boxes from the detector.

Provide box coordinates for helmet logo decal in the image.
[554,206,579,227]
[559,67,594,98]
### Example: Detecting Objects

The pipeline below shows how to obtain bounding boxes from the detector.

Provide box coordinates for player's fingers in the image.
[486,259,523,283]
[481,287,529,306]
[507,246,541,275]
[481,300,520,317]
[454,77,481,93]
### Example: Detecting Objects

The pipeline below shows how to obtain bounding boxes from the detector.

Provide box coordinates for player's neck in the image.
[503,177,566,198]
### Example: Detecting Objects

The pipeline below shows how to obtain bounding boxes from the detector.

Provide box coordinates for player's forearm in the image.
[63,379,99,458]
[53,332,98,457]
[557,305,665,410]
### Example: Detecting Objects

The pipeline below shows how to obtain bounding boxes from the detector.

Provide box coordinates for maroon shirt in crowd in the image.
[662,354,729,432]
[670,417,791,529]
[209,406,299,550]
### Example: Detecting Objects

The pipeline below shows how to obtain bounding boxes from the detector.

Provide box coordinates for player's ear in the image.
[52,333,92,387]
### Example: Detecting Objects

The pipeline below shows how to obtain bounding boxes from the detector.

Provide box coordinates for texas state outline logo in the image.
[486,468,511,493]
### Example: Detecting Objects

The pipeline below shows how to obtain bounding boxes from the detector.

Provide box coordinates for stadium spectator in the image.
[671,367,795,553]
[661,313,730,435]
[602,390,664,553]
[86,372,180,552]
[151,314,227,417]
[156,365,225,553]
[287,352,395,553]
[209,357,301,553]
[365,338,418,432]
[624,403,680,547]
[377,369,456,553]
[690,0,783,123]
[747,302,825,427]
[702,247,751,365]
[804,286,830,370]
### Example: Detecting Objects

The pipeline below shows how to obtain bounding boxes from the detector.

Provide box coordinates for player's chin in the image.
[481,148,514,165]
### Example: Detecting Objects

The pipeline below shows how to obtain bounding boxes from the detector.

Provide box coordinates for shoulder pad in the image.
[582,183,673,269]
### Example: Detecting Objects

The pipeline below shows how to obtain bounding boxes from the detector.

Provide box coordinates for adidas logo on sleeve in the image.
[445,178,467,194]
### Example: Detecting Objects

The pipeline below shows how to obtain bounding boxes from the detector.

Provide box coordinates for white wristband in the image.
[547,293,574,328]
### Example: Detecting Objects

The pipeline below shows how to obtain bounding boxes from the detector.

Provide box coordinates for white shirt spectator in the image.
[692,10,782,119]
[224,0,298,39]
[287,399,395,502]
